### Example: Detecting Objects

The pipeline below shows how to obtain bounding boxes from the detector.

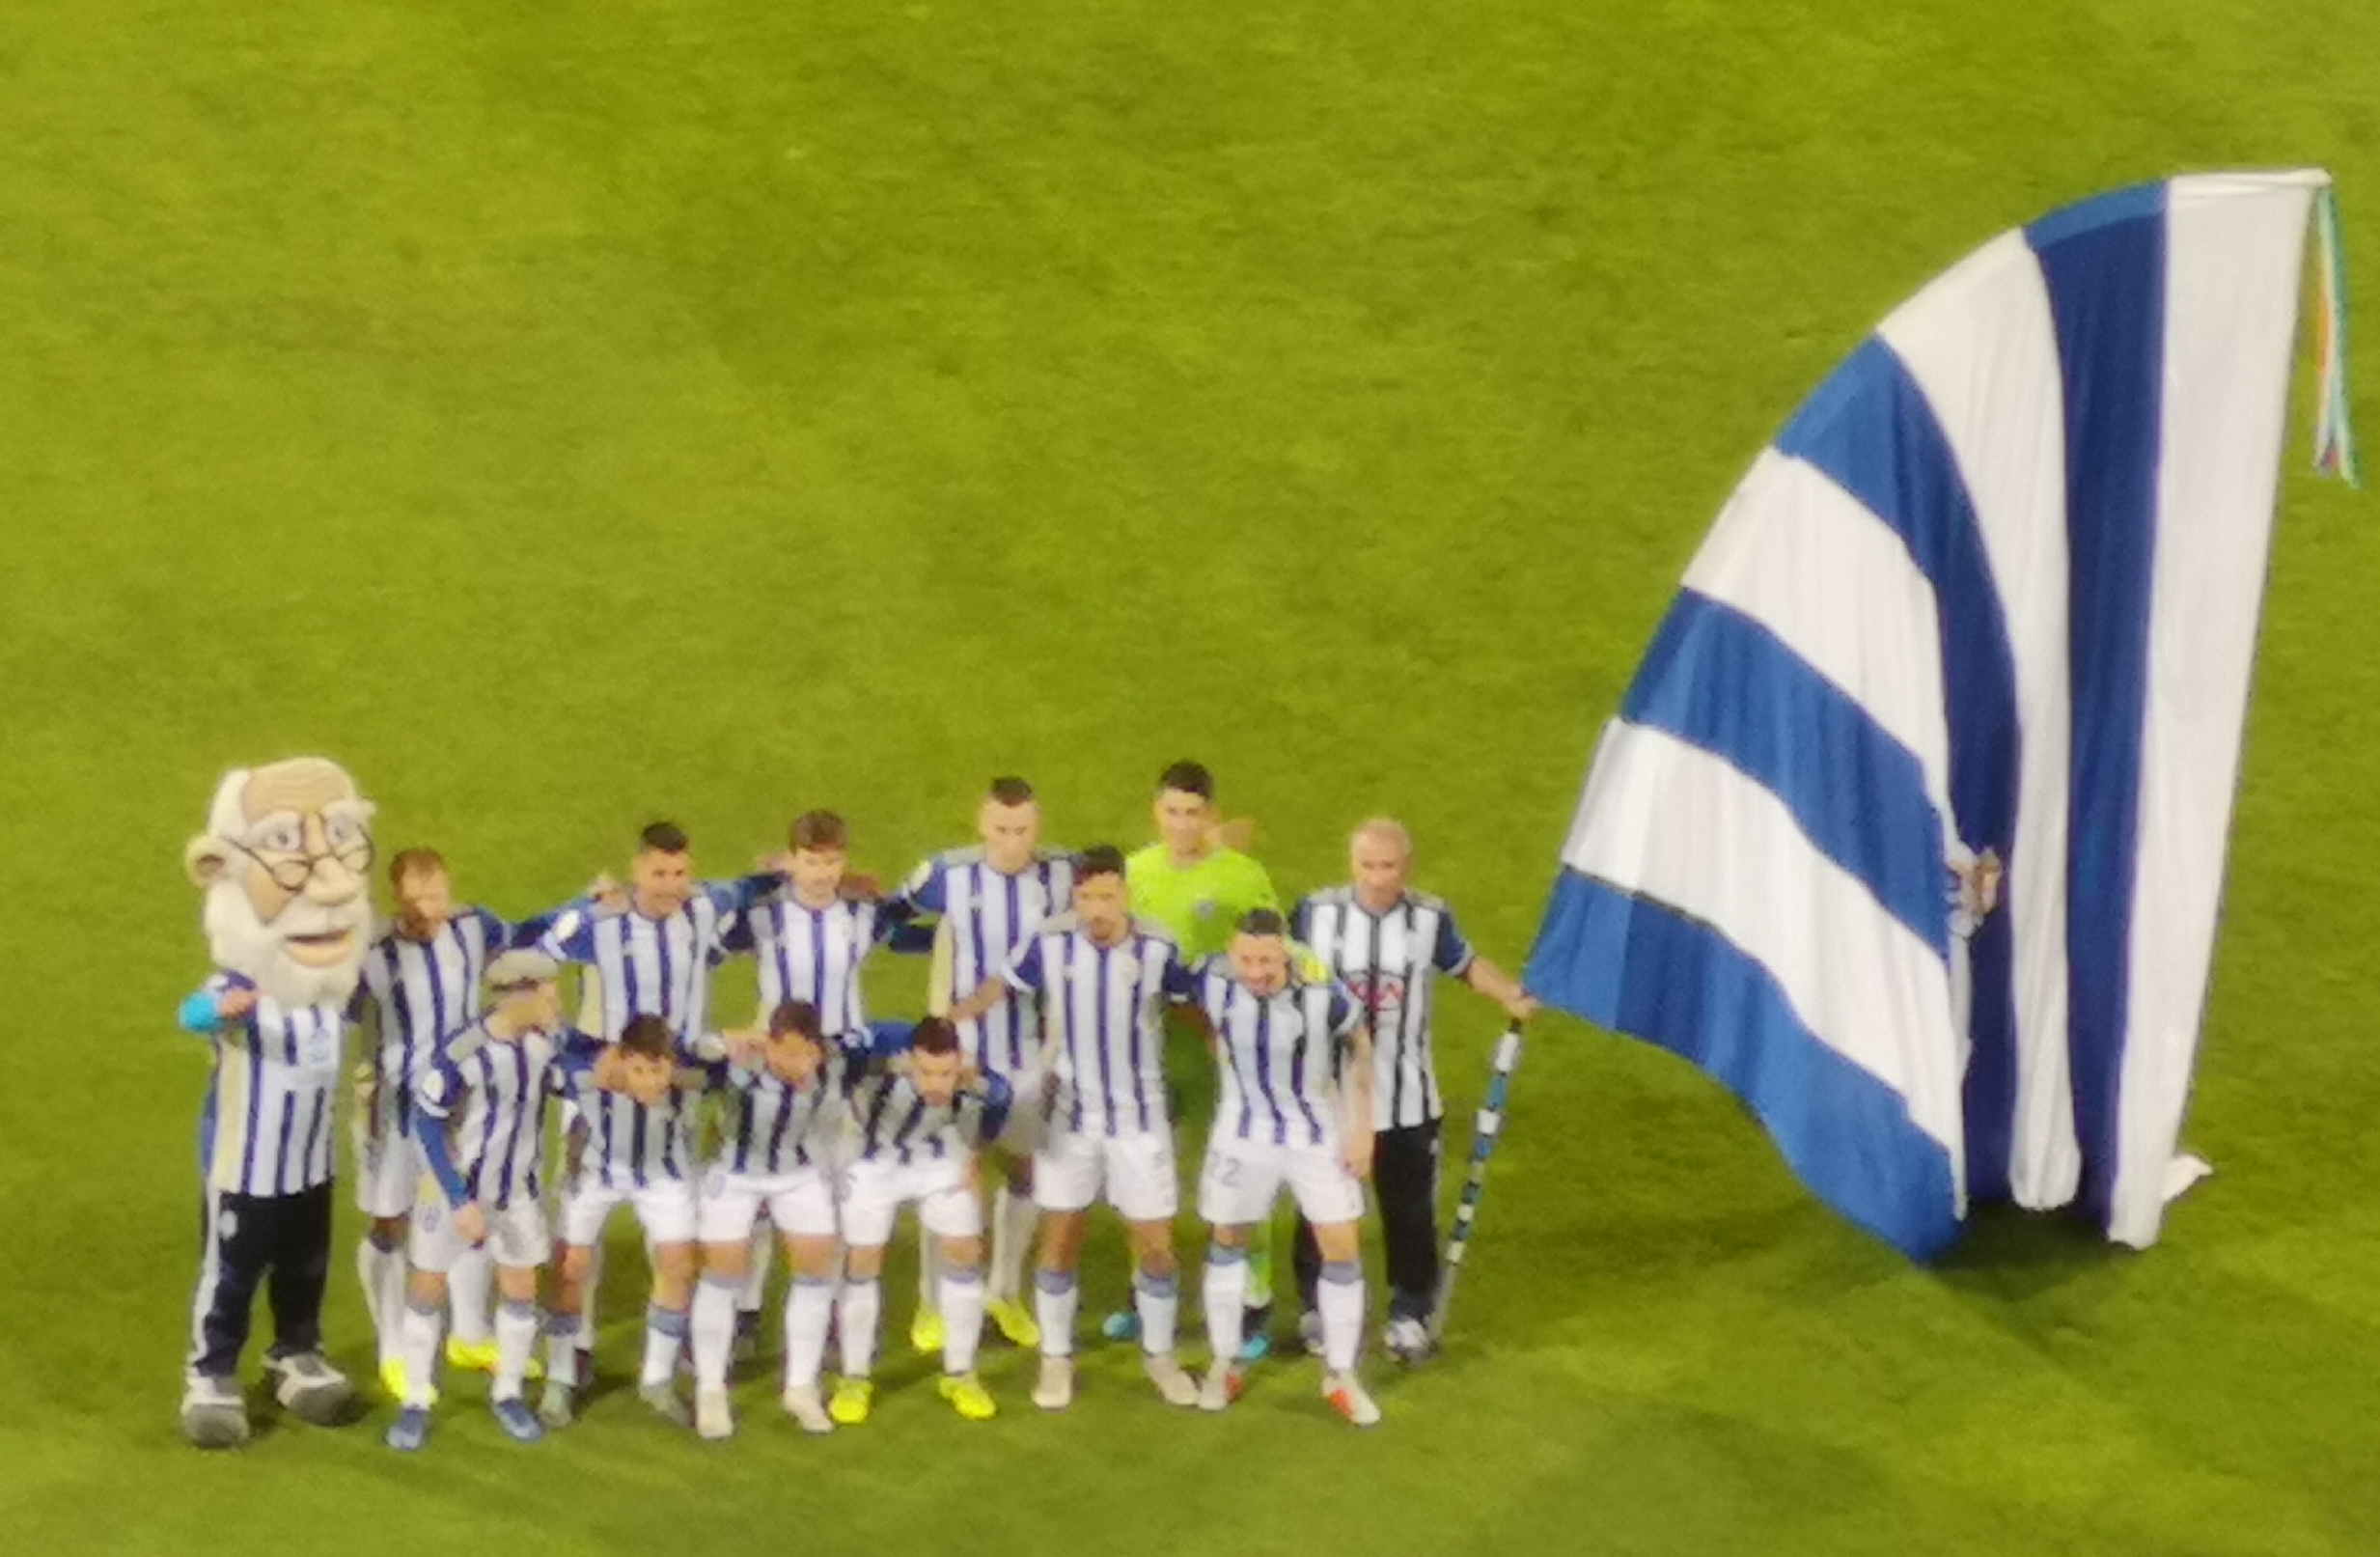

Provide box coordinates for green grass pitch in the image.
[3,2,2374,1552]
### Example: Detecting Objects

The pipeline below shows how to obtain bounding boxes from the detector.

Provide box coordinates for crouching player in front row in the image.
[540,1014,709,1430]
[1195,909,1382,1427]
[689,1000,853,1440]
[830,1016,1011,1425]
[386,951,569,1450]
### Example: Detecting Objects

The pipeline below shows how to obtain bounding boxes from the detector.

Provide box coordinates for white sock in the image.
[1203,1246,1248,1363]
[449,1246,495,1345]
[738,1225,771,1316]
[939,1264,985,1375]
[691,1275,737,1392]
[544,1311,582,1383]
[837,1277,881,1378]
[1034,1268,1078,1358]
[783,1277,835,1389]
[494,1297,539,1401]
[916,1219,940,1313]
[577,1244,603,1363]
[640,1304,688,1388]
[989,1184,1038,1303]
[1134,1266,1180,1357]
[358,1237,406,1367]
[1317,1260,1365,1374]
[400,1298,442,1408]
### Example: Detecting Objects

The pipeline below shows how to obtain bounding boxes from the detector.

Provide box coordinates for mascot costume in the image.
[176,757,375,1447]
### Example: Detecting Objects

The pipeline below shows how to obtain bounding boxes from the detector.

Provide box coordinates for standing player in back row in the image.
[1290,818,1538,1362]
[1123,760,1287,1354]
[534,820,781,1384]
[883,776,1074,1354]
[352,848,578,1401]
[946,846,1203,1411]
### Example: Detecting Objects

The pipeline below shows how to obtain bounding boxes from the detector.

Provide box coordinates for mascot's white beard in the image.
[202,878,372,1009]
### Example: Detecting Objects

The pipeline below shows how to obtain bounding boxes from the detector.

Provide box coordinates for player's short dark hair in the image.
[619,1014,675,1060]
[986,775,1035,806]
[769,1000,823,1043]
[389,847,446,889]
[910,1016,960,1057]
[1074,844,1126,881]
[638,820,689,855]
[1237,907,1288,938]
[789,810,847,851]
[1156,761,1213,800]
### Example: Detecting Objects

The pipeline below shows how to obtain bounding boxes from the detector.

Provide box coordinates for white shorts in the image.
[839,1155,981,1248]
[1198,1135,1365,1228]
[1034,1127,1179,1222]
[560,1177,699,1248]
[353,1108,423,1221]
[697,1164,838,1243]
[410,1194,550,1273]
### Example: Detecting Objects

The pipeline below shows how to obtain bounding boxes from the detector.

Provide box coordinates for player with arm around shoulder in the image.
[947,844,1203,1411]
[1195,909,1383,1426]
[539,1014,713,1432]
[828,1017,1012,1425]
[383,952,570,1451]
[687,1000,852,1439]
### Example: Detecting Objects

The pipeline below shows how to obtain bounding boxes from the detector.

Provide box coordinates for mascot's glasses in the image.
[221,834,374,892]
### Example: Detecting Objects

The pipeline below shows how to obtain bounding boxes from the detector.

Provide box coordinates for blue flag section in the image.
[1528,171,2346,1259]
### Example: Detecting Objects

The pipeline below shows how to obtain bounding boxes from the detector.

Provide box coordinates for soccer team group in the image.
[175,761,1537,1451]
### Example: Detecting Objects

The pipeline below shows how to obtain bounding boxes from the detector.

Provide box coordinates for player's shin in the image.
[1034,1267,1078,1356]
[1134,1265,1180,1356]
[1316,1260,1365,1374]
[837,1276,882,1377]
[543,1310,582,1383]
[493,1297,540,1400]
[640,1302,690,1388]
[400,1296,443,1409]
[784,1276,835,1387]
[1203,1242,1248,1362]
[358,1231,406,1369]
[989,1183,1037,1303]
[939,1262,986,1374]
[690,1273,738,1391]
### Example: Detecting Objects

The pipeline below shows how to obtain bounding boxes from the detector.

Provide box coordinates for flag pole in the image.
[1426,1021,1527,1348]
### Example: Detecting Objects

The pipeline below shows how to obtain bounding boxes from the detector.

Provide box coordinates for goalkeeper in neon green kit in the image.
[1105,760,1298,1359]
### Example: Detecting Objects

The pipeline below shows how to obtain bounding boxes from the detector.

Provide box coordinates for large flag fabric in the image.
[1526,170,2346,1260]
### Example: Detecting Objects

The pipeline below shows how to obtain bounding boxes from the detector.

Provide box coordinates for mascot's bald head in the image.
[184,757,377,1008]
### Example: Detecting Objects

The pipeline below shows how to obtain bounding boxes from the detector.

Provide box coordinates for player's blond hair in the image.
[1349,816,1413,857]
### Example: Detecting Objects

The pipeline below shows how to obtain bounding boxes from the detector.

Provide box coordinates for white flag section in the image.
[1527,170,2332,1259]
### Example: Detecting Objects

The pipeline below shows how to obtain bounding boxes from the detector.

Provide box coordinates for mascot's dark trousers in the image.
[189,1182,333,1376]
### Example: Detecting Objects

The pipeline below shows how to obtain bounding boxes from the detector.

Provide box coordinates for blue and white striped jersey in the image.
[354,907,508,1130]
[540,877,774,1043]
[553,1036,707,1189]
[845,1024,1013,1166]
[717,1048,856,1176]
[182,972,346,1197]
[412,1018,566,1211]
[1002,915,1193,1138]
[732,892,889,1041]
[1195,963,1365,1149]
[888,847,1074,1077]
[1291,887,1475,1129]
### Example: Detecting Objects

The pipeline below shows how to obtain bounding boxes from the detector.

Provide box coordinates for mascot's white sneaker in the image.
[180,1375,250,1450]
[264,1351,354,1426]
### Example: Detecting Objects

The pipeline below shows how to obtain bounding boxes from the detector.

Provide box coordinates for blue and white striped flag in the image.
[1527,171,2345,1259]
